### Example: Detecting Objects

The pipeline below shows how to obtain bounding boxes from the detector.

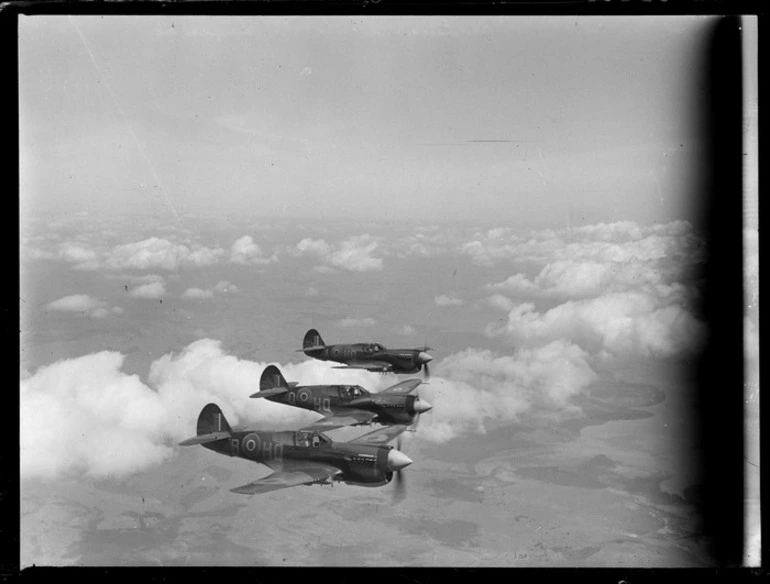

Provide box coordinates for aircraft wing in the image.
[333,361,393,373]
[347,424,408,445]
[230,463,342,495]
[301,410,377,432]
[379,378,422,395]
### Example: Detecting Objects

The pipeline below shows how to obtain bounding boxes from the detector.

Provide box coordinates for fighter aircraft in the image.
[179,403,413,498]
[298,328,434,378]
[250,365,432,431]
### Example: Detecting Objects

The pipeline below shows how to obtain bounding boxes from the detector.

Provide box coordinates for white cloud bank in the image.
[130,281,166,299]
[37,235,279,272]
[480,220,706,360]
[182,281,241,299]
[417,341,597,442]
[46,295,122,318]
[229,236,276,265]
[20,340,393,479]
[486,293,705,359]
[21,338,599,478]
[105,237,225,271]
[434,294,463,307]
[292,234,384,272]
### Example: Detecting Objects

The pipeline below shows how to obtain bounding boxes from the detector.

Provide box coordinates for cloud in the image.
[486,293,706,359]
[305,286,319,297]
[293,235,383,272]
[105,237,225,271]
[181,287,214,299]
[229,236,275,265]
[293,238,332,257]
[214,280,240,294]
[338,317,376,327]
[20,337,601,478]
[131,281,166,299]
[58,242,99,269]
[21,340,393,479]
[434,294,463,307]
[416,341,596,442]
[395,325,416,336]
[485,293,516,312]
[181,281,241,299]
[460,220,703,268]
[46,294,121,318]
[300,66,313,76]
[477,220,705,360]
[327,235,384,272]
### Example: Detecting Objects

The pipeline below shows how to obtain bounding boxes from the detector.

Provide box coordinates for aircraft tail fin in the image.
[300,328,326,354]
[260,364,291,391]
[179,403,232,446]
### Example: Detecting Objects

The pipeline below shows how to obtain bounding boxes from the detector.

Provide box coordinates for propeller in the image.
[392,435,407,504]
[416,344,433,381]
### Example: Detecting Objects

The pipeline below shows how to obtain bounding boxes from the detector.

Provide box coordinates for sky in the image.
[18,15,757,568]
[20,15,712,226]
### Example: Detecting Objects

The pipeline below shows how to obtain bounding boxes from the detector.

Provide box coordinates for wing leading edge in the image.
[230,463,341,495]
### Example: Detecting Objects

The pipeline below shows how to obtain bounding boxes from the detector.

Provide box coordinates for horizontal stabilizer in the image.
[250,387,289,399]
[179,431,231,446]
[296,346,325,352]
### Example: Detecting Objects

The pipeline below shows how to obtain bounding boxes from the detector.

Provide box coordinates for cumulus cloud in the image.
[486,293,706,359]
[214,280,240,294]
[58,242,99,270]
[293,238,332,257]
[416,341,596,442]
[477,220,706,361]
[327,235,383,272]
[338,317,376,327]
[20,340,393,479]
[292,235,383,272]
[105,237,225,271]
[21,337,601,478]
[485,293,517,312]
[229,236,275,265]
[181,281,241,299]
[46,295,121,318]
[305,286,319,297]
[131,281,166,299]
[182,287,214,299]
[434,294,463,307]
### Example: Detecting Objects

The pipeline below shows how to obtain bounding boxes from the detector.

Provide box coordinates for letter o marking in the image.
[243,432,260,455]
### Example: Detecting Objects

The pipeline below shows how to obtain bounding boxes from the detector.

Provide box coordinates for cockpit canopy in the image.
[362,343,386,353]
[339,385,368,399]
[294,430,331,448]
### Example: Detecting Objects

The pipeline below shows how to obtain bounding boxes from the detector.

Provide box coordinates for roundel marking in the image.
[298,389,310,402]
[332,347,341,357]
[243,432,261,455]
